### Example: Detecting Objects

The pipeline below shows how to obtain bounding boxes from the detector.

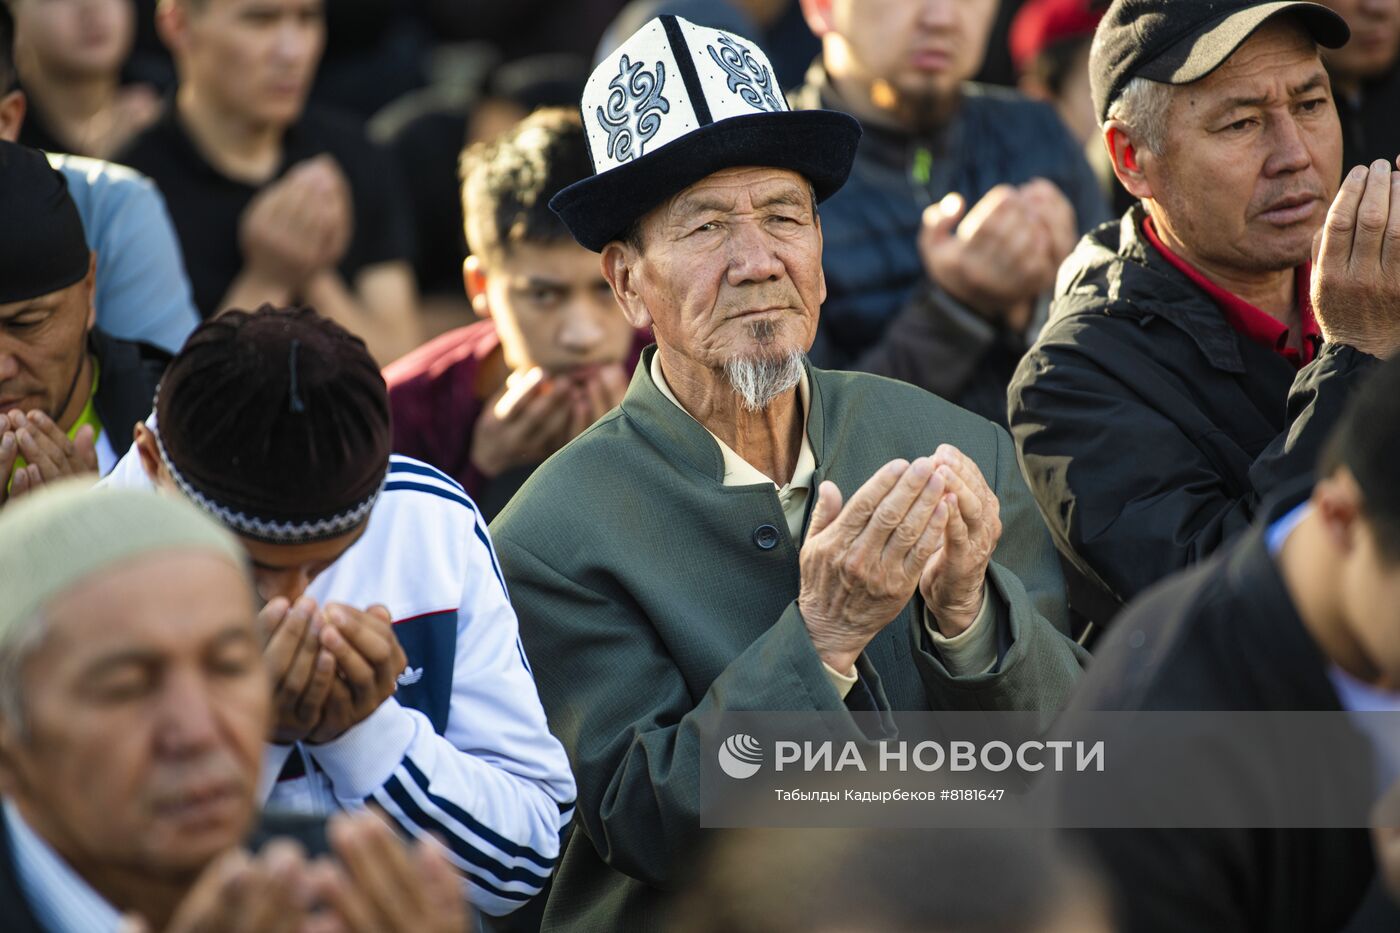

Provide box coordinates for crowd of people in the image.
[2,0,1400,930]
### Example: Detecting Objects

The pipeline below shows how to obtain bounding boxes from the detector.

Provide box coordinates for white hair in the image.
[1105,77,1174,154]
[724,350,805,412]
[0,613,48,737]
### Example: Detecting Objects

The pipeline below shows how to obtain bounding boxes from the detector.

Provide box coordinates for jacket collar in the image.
[1219,483,1343,710]
[1058,207,1252,374]
[620,345,827,483]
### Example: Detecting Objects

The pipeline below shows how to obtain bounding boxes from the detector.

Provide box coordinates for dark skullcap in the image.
[0,141,90,304]
[154,305,391,544]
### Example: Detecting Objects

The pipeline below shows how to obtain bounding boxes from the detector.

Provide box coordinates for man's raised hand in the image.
[1311,158,1400,359]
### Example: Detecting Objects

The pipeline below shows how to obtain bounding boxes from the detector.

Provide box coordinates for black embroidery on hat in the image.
[597,54,671,162]
[707,35,783,113]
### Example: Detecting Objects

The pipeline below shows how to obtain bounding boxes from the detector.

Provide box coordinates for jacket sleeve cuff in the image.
[822,660,859,699]
[305,699,418,800]
[923,585,998,677]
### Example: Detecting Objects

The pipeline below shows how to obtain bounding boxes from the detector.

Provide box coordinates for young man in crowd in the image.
[9,0,159,159]
[1319,0,1400,168]
[1,141,169,502]
[1009,0,1398,627]
[790,0,1108,425]
[0,2,199,355]
[1062,355,1400,931]
[384,107,646,519]
[102,305,576,917]
[0,481,468,932]
[117,0,419,364]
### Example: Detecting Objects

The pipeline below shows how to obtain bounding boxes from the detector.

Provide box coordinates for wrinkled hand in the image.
[470,367,575,477]
[306,810,469,933]
[120,841,317,933]
[306,604,404,744]
[1311,158,1400,359]
[564,363,629,441]
[919,179,1075,331]
[798,457,950,674]
[262,596,338,745]
[0,409,98,504]
[918,445,1001,637]
[239,156,353,291]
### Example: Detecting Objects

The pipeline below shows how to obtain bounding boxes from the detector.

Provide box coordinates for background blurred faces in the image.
[803,0,1000,126]
[160,0,324,129]
[12,0,135,81]
[1320,0,1400,85]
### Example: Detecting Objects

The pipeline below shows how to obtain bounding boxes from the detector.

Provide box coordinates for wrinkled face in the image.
[479,241,635,376]
[12,0,136,80]
[1340,519,1400,689]
[0,267,95,430]
[1145,20,1342,275]
[173,0,324,128]
[0,552,267,879]
[1319,0,1400,83]
[824,0,999,118]
[613,166,825,375]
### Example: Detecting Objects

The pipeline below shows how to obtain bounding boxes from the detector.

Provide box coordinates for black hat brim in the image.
[549,109,862,252]
[1137,1,1349,87]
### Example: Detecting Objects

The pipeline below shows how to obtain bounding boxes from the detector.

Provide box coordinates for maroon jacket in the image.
[384,321,649,518]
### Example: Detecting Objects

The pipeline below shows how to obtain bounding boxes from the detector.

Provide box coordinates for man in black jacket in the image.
[1009,0,1399,626]
[0,140,168,505]
[1061,353,1400,932]
[791,0,1108,425]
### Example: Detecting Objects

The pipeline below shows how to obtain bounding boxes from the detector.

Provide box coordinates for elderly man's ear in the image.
[601,242,654,331]
[1104,124,1155,202]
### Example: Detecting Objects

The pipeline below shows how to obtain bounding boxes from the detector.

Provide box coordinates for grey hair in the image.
[0,612,49,737]
[724,349,805,412]
[1105,77,1174,154]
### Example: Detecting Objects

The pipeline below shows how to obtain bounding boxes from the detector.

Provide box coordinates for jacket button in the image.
[753,524,780,550]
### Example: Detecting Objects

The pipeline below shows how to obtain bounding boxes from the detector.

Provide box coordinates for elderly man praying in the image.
[489,16,1085,932]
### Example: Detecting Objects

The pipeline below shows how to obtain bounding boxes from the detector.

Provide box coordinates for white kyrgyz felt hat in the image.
[549,15,861,252]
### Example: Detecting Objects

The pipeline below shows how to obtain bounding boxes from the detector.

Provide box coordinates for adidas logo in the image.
[396,666,424,687]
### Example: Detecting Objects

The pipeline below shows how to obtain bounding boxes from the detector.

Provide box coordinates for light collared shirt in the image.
[1267,504,1400,787]
[4,799,123,933]
[648,354,997,697]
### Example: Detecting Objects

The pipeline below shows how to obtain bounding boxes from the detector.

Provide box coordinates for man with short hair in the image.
[492,17,1084,930]
[117,0,420,364]
[1008,0,1399,626]
[0,1,199,356]
[102,305,576,917]
[0,481,471,933]
[1,140,169,503]
[1061,353,1400,931]
[789,0,1108,424]
[385,107,647,519]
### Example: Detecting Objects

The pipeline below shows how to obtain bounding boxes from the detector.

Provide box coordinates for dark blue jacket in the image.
[792,63,1109,425]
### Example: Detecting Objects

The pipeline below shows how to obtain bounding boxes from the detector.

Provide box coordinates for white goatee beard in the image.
[723,349,805,413]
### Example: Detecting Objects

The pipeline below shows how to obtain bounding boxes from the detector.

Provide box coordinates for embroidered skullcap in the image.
[0,478,246,640]
[153,305,391,544]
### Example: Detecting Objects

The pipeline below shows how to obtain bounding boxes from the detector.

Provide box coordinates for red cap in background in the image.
[1009,0,1105,74]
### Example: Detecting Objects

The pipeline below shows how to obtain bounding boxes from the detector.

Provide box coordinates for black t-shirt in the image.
[115,101,414,318]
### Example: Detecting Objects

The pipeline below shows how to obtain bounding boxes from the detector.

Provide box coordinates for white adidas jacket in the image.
[103,451,576,915]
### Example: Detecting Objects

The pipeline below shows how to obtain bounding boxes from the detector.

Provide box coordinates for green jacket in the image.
[491,349,1085,931]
